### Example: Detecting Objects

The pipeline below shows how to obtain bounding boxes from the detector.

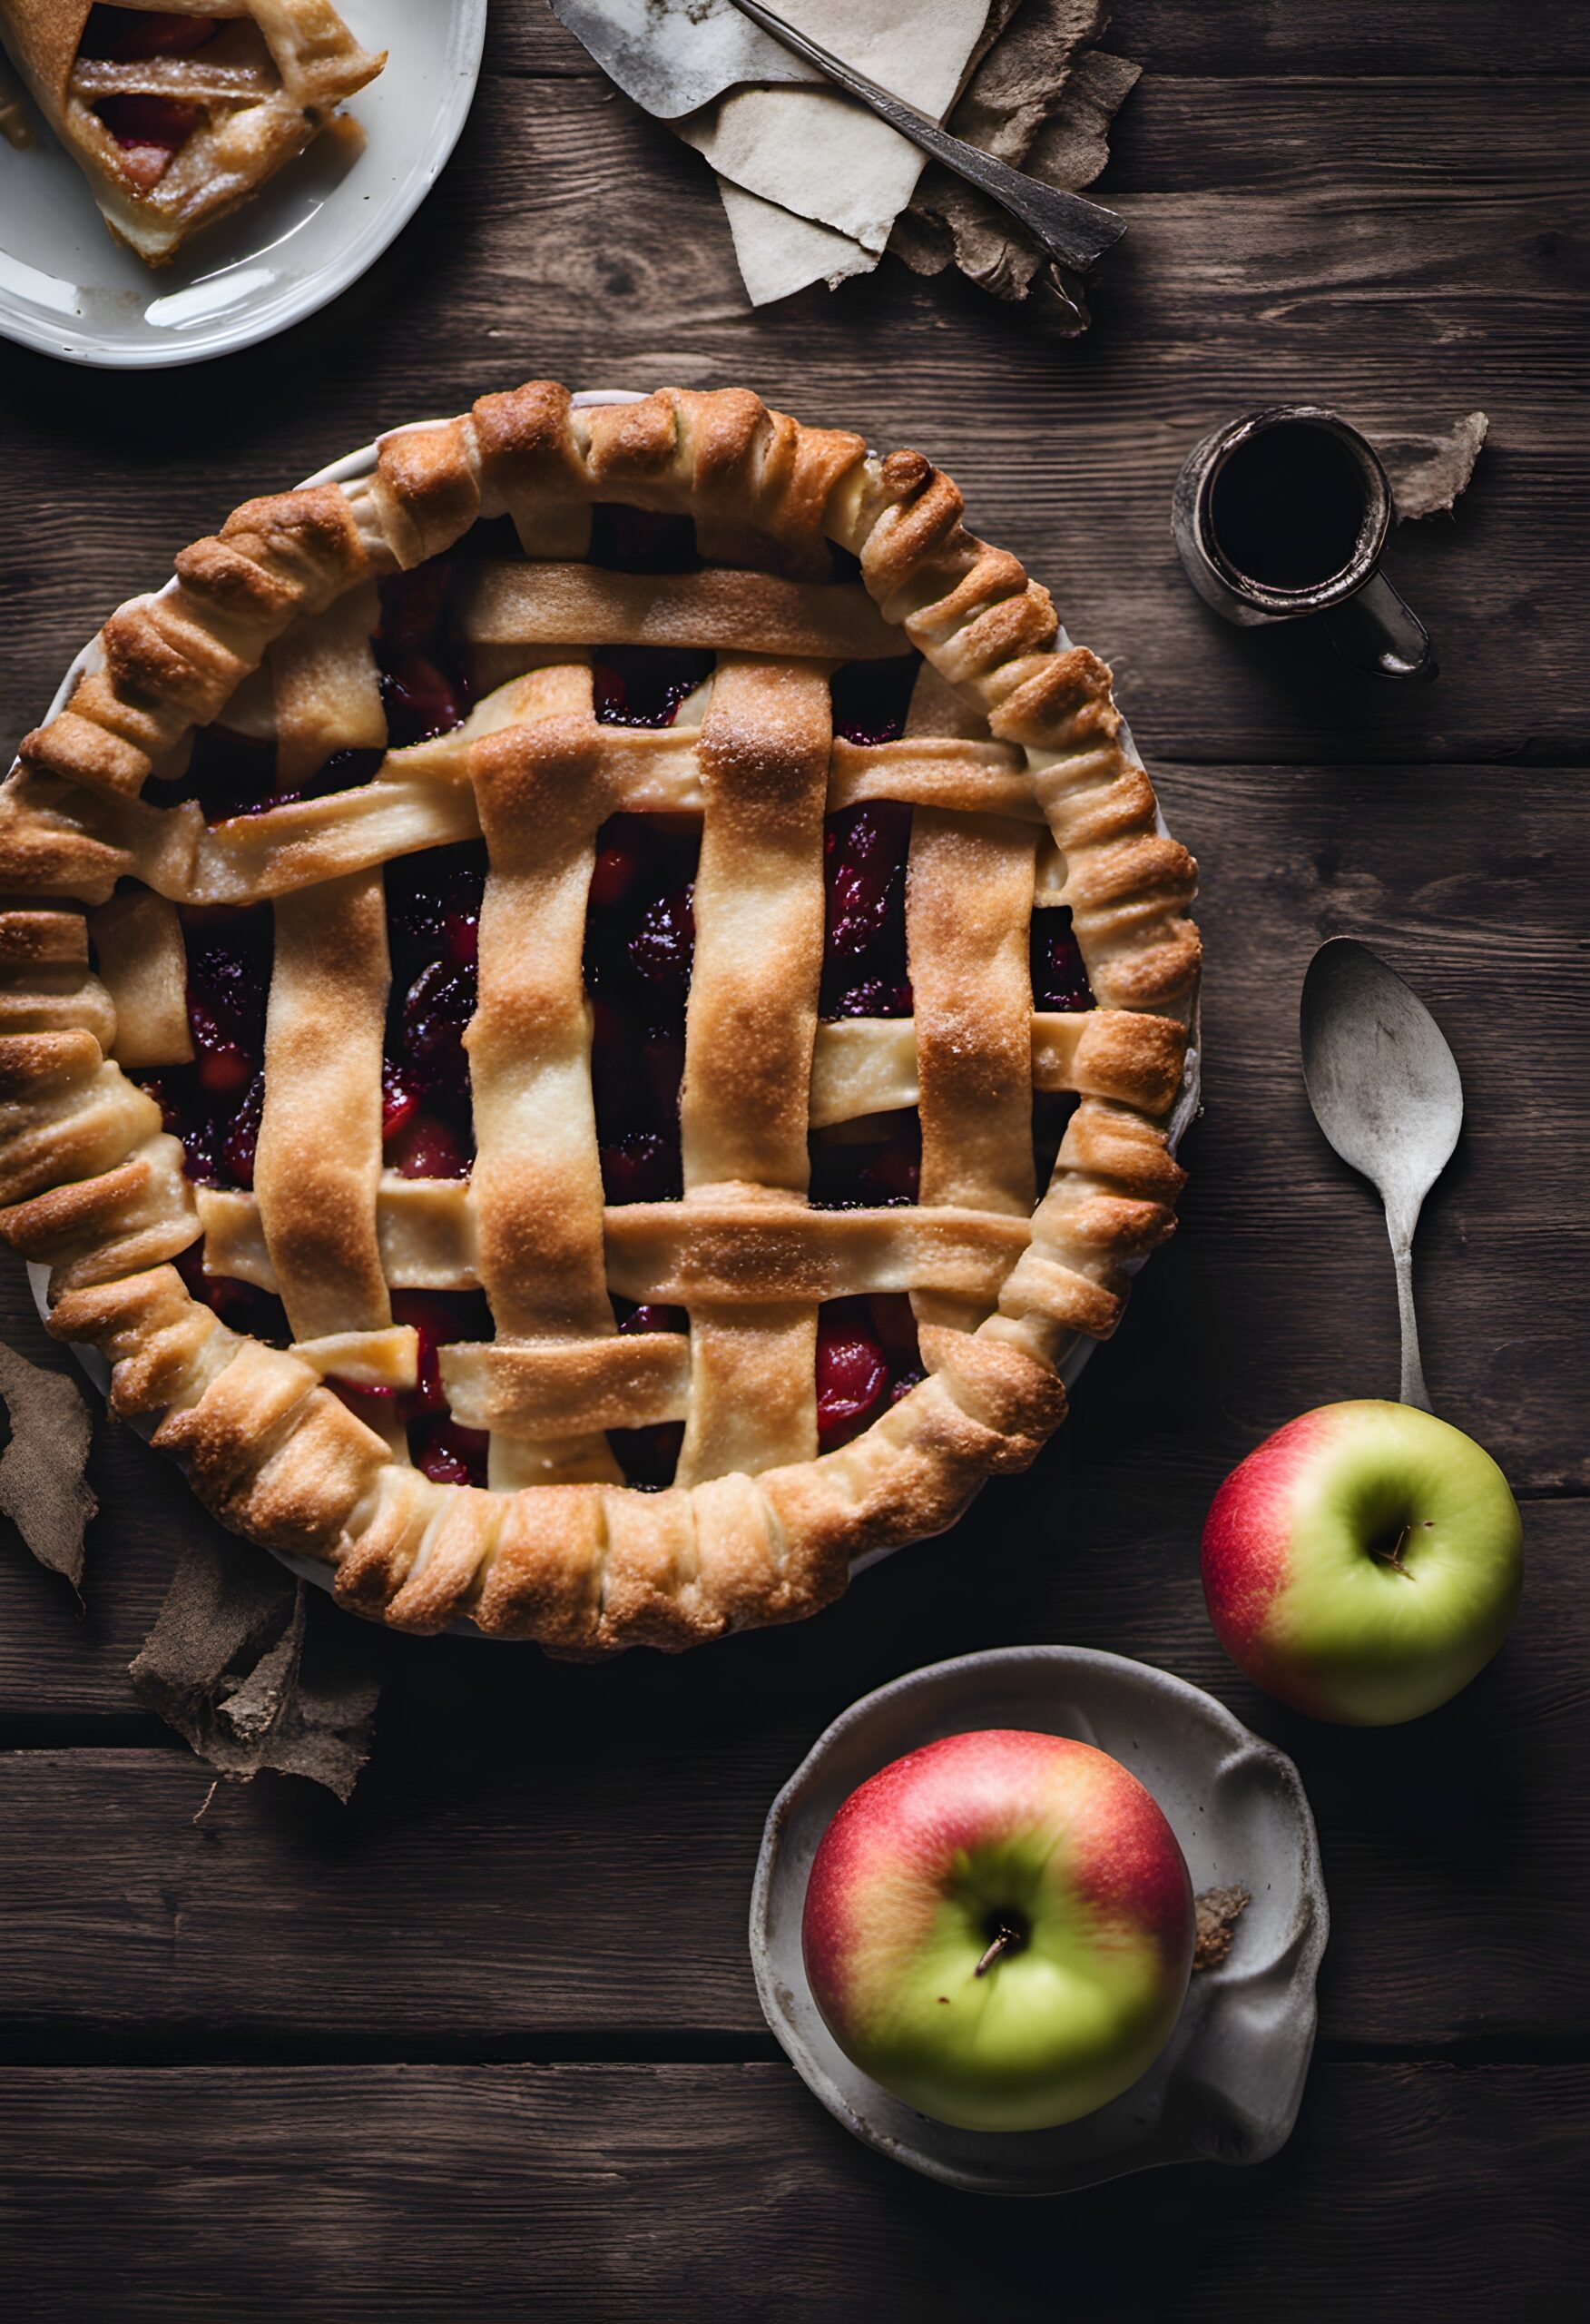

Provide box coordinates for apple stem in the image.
[974,1923,1022,1977]
[1374,1524,1416,1580]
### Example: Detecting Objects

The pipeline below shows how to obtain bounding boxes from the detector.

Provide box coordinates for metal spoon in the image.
[724,0,1127,278]
[1300,940,1464,1411]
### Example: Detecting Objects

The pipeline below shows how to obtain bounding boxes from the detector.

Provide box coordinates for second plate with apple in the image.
[751,1646,1327,2195]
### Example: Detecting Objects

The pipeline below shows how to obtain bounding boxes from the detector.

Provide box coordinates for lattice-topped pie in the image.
[0,2,384,264]
[0,383,1199,1653]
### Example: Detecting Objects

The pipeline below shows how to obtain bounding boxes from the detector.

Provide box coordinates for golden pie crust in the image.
[0,382,1200,1654]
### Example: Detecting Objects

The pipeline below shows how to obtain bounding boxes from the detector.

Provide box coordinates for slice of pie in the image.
[0,382,1200,1655]
[0,3,385,264]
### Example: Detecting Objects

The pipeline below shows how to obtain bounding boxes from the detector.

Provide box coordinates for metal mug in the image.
[1172,404,1437,681]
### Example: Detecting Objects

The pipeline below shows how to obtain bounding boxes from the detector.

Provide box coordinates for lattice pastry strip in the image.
[253,868,390,1341]
[0,703,1050,913]
[0,2,385,264]
[467,665,626,1489]
[674,656,831,1486]
[0,382,1200,1654]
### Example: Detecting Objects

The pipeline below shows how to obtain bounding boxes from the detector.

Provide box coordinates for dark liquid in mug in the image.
[1209,421,1368,592]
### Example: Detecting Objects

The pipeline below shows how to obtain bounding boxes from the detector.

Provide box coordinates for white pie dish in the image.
[0,0,486,369]
[750,1646,1328,2195]
[17,389,1202,1632]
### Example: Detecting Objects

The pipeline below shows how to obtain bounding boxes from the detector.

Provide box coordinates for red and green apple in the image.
[801,1728,1194,2133]
[1202,1400,1523,1725]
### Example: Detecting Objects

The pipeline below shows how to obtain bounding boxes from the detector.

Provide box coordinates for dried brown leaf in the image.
[1381,412,1490,522]
[131,1528,381,1803]
[0,1341,97,1591]
[893,0,1140,317]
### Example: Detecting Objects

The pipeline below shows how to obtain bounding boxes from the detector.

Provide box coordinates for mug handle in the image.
[1324,571,1438,681]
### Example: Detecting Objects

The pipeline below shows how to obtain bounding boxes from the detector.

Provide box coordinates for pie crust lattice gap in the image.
[0,383,1200,1655]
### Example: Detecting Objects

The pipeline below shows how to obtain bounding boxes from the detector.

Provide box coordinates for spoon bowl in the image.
[1300,940,1464,1410]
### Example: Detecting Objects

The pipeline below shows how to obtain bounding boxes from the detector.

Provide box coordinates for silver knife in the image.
[552,0,1126,278]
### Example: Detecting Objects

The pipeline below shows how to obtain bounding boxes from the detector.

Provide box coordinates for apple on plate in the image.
[801,1728,1194,2133]
[1202,1400,1523,1726]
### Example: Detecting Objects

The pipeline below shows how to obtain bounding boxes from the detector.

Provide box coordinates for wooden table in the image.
[2,6,1586,2315]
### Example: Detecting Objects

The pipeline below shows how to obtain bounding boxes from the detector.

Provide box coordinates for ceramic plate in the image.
[0,1,485,369]
[751,1646,1328,2194]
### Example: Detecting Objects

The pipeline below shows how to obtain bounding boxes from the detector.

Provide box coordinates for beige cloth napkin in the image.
[677,0,996,305]
[553,0,1136,311]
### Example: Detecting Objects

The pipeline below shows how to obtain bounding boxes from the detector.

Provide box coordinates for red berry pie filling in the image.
[816,1295,924,1452]
[376,560,473,747]
[1032,906,1094,1014]
[606,1297,689,1488]
[121,510,1092,1491]
[79,10,222,190]
[314,1287,496,1485]
[382,843,483,1184]
[136,902,272,1193]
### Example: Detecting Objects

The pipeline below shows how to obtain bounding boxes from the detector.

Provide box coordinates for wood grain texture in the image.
[1115,4,1590,77]
[493,7,1590,82]
[1,5,1587,2311]
[1,77,1586,768]
[0,2063,1585,2323]
[0,1476,1585,2057]
[3,739,1587,2051]
[1104,77,1590,192]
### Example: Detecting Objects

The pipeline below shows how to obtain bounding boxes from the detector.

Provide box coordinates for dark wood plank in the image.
[1,1492,1584,2056]
[0,1,1584,2304]
[1104,78,1590,191]
[1116,3,1590,76]
[0,2063,1584,2322]
[493,5,1590,81]
[2,78,1586,767]
[1170,759,1590,1493]
[4,731,1586,2055]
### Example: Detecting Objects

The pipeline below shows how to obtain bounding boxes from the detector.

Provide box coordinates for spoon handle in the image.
[1390,1235,1433,1412]
[724,0,1127,272]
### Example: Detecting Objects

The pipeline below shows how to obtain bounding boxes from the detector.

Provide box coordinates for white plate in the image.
[0,1,486,369]
[20,390,1201,1629]
[751,1647,1328,2194]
